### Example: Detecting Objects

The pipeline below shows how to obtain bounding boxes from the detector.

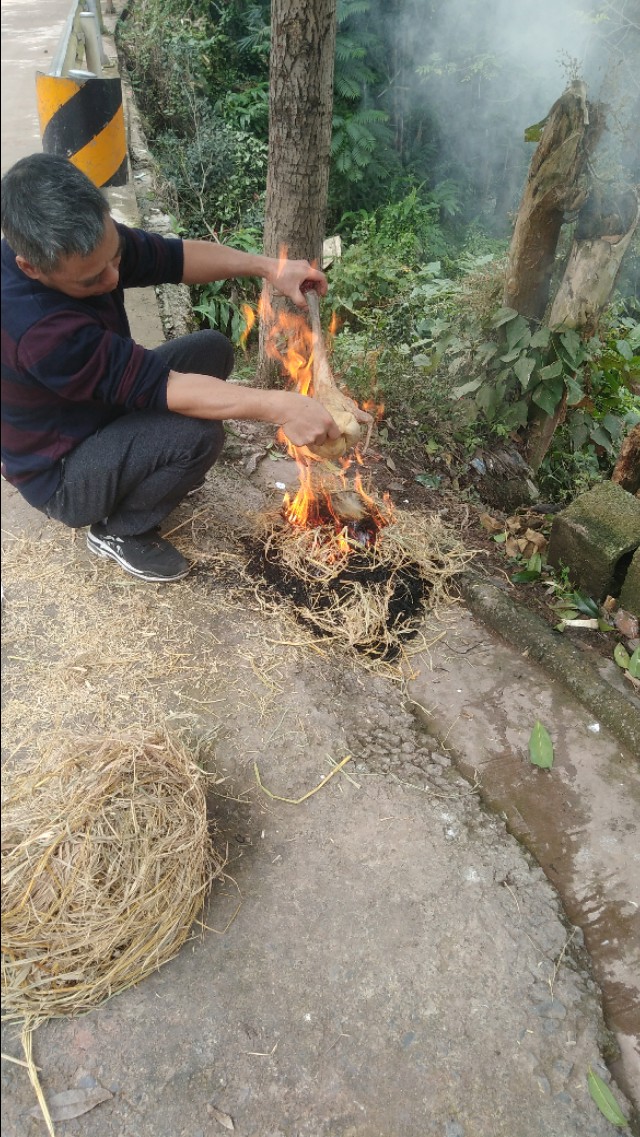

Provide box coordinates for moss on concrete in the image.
[459,572,640,754]
[548,481,640,600]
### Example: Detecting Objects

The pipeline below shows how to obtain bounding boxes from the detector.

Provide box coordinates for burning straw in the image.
[1,731,225,1026]
[248,480,476,663]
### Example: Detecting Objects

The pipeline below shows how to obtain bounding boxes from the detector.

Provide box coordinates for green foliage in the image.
[447,303,640,471]
[191,226,263,345]
[152,114,267,237]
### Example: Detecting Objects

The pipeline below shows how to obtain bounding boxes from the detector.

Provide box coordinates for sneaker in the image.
[86,524,189,582]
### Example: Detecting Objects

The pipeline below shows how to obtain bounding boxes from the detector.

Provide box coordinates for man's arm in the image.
[180,241,327,308]
[166,371,341,450]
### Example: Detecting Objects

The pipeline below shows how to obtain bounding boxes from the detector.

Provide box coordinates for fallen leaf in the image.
[29,1087,112,1122]
[479,512,503,533]
[524,528,548,551]
[529,721,554,769]
[505,537,521,558]
[208,1104,235,1130]
[587,1069,628,1127]
[386,456,397,471]
[505,516,522,532]
[613,608,639,639]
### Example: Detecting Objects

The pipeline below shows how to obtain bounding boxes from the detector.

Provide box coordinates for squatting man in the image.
[1,153,345,582]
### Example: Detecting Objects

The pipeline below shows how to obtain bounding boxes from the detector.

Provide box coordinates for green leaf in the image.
[531,377,564,416]
[565,376,585,405]
[530,327,551,349]
[558,329,584,367]
[512,569,542,583]
[614,643,631,670]
[571,592,600,617]
[528,552,543,573]
[505,316,530,350]
[452,377,484,399]
[587,1069,628,1127]
[628,648,640,679]
[514,354,536,390]
[493,532,507,543]
[590,423,616,450]
[492,307,520,328]
[615,338,633,361]
[529,721,554,768]
[539,360,563,381]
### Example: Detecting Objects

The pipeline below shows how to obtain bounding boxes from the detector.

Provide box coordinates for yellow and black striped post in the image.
[36,73,127,188]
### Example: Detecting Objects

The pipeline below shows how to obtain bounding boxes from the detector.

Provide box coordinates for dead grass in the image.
[1,730,225,1025]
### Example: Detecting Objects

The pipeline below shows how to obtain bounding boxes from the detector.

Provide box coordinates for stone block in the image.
[619,547,640,616]
[547,481,640,601]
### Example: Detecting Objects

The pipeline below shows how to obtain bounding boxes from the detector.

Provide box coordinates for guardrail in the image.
[36,0,127,187]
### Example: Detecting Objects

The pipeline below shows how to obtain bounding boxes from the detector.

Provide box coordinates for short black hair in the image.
[1,153,110,271]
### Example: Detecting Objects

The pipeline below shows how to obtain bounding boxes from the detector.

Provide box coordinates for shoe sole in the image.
[86,532,189,582]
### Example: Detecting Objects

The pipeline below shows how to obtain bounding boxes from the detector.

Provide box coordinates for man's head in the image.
[1,153,122,298]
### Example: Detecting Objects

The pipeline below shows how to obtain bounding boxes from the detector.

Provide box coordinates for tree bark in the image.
[612,424,640,496]
[503,82,603,322]
[549,187,640,333]
[524,183,638,472]
[256,0,337,386]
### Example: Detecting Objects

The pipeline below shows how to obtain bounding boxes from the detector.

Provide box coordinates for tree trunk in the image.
[549,187,640,334]
[524,184,639,472]
[612,424,640,496]
[503,81,603,322]
[256,0,337,386]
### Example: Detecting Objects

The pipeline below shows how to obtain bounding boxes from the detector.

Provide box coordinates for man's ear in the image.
[15,255,44,281]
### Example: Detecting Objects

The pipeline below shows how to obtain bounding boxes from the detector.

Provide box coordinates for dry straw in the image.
[1,731,225,1026]
[253,507,477,662]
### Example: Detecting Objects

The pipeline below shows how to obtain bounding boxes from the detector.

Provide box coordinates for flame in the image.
[261,256,390,545]
[239,303,256,350]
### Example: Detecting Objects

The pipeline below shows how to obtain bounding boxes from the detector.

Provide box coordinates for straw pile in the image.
[1,732,224,1025]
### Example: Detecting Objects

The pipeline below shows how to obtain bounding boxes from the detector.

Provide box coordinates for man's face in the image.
[16,217,123,298]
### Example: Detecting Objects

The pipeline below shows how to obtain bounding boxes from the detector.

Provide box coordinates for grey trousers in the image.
[43,330,233,537]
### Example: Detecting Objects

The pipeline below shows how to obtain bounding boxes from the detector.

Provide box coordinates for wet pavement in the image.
[406,609,640,1103]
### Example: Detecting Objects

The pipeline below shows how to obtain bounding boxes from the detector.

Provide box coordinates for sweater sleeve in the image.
[117,224,184,288]
[17,311,171,411]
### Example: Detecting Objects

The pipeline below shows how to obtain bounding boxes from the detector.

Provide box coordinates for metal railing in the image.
[49,0,107,80]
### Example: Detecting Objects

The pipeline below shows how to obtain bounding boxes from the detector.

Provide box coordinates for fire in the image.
[239,303,256,349]
[261,257,393,546]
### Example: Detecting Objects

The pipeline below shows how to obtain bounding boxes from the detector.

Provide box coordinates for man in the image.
[1,153,340,582]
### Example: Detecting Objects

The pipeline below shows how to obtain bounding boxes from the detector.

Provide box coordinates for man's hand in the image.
[166,372,340,451]
[272,390,341,449]
[268,259,327,309]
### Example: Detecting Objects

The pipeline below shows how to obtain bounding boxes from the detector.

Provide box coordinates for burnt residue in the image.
[244,537,429,661]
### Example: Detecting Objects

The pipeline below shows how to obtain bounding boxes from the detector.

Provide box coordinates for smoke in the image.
[388,0,639,217]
